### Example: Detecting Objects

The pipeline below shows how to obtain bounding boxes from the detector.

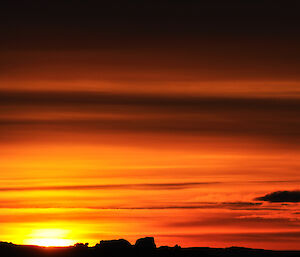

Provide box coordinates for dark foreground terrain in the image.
[1,237,300,257]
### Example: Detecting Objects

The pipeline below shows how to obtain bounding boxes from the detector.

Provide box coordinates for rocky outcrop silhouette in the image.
[97,239,132,250]
[135,237,156,249]
[1,238,300,257]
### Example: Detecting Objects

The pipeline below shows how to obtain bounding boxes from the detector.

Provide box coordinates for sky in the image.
[1,1,300,250]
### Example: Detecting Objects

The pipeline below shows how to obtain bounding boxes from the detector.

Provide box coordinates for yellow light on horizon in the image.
[23,228,76,247]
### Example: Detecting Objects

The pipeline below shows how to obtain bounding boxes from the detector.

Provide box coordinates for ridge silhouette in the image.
[1,237,300,257]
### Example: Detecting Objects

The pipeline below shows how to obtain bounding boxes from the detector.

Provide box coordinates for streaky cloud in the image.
[0,182,219,192]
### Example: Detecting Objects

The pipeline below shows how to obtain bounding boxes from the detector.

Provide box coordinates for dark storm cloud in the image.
[255,191,300,203]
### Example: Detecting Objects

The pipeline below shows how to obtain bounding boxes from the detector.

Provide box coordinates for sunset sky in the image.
[1,1,300,250]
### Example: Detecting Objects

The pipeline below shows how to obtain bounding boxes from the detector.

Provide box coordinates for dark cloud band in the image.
[0,182,218,192]
[1,91,299,144]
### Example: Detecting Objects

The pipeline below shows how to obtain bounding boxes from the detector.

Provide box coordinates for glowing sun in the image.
[24,228,76,247]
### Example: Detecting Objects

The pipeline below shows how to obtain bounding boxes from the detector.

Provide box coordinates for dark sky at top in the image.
[1,1,300,49]
[1,1,300,81]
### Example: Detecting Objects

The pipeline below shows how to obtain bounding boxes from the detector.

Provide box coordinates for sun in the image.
[24,228,76,247]
[26,238,75,247]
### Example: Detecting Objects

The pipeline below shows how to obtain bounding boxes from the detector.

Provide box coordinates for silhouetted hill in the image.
[1,237,300,257]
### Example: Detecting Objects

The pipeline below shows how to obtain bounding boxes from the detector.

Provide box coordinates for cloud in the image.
[0,201,264,211]
[1,90,300,145]
[219,202,262,209]
[166,215,300,230]
[0,182,218,192]
[2,90,300,111]
[255,191,300,203]
[159,231,300,243]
